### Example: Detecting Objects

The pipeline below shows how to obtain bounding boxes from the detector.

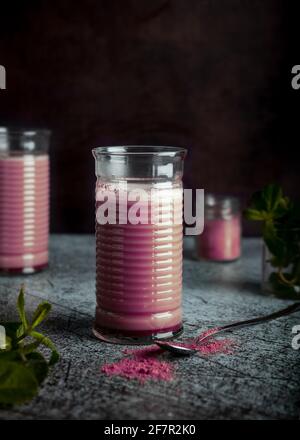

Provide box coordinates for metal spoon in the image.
[155,302,300,356]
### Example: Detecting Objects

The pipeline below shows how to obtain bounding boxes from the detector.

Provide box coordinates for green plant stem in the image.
[278,267,298,286]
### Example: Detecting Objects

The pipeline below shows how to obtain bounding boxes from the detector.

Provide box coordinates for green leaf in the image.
[0,360,38,405]
[0,322,22,349]
[21,340,41,355]
[262,184,282,213]
[0,350,21,362]
[249,190,267,212]
[0,322,20,340]
[26,352,49,385]
[16,324,26,340]
[285,201,300,227]
[17,286,28,331]
[0,287,60,407]
[246,184,287,222]
[31,331,59,366]
[247,184,300,297]
[31,302,52,330]
[4,336,12,351]
[244,208,268,221]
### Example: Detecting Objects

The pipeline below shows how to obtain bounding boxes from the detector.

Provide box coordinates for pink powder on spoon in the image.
[152,328,234,355]
[101,328,235,383]
[180,327,234,355]
[170,336,234,355]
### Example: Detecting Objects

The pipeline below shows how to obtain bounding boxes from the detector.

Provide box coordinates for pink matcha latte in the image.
[92,146,186,344]
[0,129,50,274]
[94,183,183,341]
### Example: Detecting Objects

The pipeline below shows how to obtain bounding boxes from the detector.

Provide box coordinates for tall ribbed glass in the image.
[0,128,50,274]
[92,146,186,344]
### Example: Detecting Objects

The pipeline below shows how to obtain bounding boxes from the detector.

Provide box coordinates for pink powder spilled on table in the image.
[122,346,163,358]
[101,356,173,383]
[101,328,235,383]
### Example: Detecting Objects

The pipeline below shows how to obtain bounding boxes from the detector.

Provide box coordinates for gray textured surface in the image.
[0,235,299,420]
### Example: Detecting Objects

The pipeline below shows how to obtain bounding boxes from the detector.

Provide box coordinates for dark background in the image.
[0,0,299,234]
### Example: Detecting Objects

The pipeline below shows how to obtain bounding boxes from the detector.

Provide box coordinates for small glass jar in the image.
[0,128,50,274]
[92,146,187,344]
[197,194,241,262]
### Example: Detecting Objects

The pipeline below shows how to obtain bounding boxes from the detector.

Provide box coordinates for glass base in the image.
[198,256,240,263]
[93,324,183,345]
[0,263,48,276]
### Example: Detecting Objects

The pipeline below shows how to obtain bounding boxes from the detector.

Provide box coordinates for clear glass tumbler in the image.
[92,146,187,344]
[0,128,50,274]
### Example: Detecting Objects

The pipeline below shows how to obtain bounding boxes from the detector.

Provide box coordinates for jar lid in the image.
[205,194,240,219]
[0,128,51,154]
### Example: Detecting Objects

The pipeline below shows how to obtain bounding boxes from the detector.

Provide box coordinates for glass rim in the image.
[205,193,240,206]
[92,145,187,158]
[0,127,51,154]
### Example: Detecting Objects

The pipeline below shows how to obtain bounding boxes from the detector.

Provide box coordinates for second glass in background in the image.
[0,128,50,274]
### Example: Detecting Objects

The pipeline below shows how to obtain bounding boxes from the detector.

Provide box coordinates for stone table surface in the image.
[0,235,299,420]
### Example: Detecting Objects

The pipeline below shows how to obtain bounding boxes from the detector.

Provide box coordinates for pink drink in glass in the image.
[0,130,50,274]
[92,146,186,344]
[198,216,241,261]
